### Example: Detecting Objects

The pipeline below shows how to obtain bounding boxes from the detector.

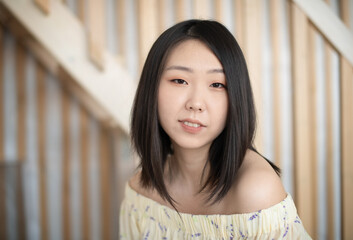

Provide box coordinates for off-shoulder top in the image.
[119,183,311,239]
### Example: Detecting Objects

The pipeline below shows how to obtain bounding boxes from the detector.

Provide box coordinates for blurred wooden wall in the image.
[0,0,352,239]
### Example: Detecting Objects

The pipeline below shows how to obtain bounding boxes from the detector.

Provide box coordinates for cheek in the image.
[211,97,228,129]
[157,88,174,124]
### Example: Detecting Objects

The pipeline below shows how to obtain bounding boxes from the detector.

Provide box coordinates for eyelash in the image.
[170,79,227,89]
[210,83,227,89]
[171,79,187,85]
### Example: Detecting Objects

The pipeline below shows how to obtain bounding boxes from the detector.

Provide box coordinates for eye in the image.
[210,82,226,89]
[171,79,188,85]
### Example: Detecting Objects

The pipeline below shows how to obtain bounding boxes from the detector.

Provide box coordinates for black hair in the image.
[131,19,280,209]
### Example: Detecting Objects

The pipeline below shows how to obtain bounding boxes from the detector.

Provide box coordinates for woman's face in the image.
[158,39,229,152]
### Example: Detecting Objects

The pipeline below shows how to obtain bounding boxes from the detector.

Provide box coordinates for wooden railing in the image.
[0,0,352,239]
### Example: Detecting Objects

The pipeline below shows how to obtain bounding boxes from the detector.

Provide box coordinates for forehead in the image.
[164,39,223,70]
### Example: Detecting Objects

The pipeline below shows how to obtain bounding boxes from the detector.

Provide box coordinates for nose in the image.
[185,89,205,112]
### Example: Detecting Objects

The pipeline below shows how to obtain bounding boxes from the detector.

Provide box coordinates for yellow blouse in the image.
[119,183,311,239]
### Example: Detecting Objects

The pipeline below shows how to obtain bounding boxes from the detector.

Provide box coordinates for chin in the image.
[172,138,212,151]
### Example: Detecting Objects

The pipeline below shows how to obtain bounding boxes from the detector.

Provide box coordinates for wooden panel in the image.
[269,0,282,167]
[34,0,50,15]
[100,127,111,240]
[0,166,6,240]
[324,39,335,240]
[0,26,3,161]
[15,42,26,162]
[15,163,26,240]
[322,1,335,237]
[341,57,353,240]
[193,0,211,19]
[308,24,318,239]
[15,41,26,240]
[137,0,159,71]
[175,0,187,22]
[234,0,244,50]
[87,0,106,70]
[111,131,119,240]
[243,0,263,151]
[214,0,223,22]
[117,0,126,63]
[78,0,85,23]
[291,2,316,236]
[157,0,167,34]
[61,89,71,240]
[80,106,90,240]
[37,62,48,240]
[0,26,4,240]
[340,1,353,239]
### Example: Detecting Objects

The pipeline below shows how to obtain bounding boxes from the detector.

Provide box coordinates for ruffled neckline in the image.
[123,183,300,236]
[126,182,291,217]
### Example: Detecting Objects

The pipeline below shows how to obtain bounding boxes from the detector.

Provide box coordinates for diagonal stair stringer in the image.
[0,0,136,134]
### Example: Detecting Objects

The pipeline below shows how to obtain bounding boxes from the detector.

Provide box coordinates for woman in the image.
[120,19,311,239]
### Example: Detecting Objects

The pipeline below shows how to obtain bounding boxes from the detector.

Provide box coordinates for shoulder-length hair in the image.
[131,19,279,208]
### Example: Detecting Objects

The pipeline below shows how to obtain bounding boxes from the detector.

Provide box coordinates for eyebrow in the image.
[165,65,224,74]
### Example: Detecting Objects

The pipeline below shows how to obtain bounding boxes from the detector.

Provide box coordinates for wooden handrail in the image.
[293,0,353,66]
[0,0,135,134]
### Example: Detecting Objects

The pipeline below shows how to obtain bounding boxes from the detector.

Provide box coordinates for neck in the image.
[166,145,210,192]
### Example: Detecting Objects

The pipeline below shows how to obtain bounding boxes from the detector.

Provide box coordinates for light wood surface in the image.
[291,2,316,236]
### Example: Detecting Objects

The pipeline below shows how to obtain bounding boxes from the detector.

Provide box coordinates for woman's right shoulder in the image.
[128,170,167,206]
[128,171,142,192]
[128,171,156,200]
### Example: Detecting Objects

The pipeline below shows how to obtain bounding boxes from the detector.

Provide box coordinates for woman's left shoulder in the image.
[228,149,287,213]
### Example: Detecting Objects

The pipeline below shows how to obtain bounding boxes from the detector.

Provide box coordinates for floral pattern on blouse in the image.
[119,184,312,239]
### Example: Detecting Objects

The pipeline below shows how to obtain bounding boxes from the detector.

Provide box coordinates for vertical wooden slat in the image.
[62,89,71,240]
[0,25,5,240]
[37,62,48,240]
[193,0,211,19]
[16,42,26,162]
[341,56,353,240]
[16,164,26,240]
[175,0,187,22]
[269,0,282,167]
[110,131,119,240]
[324,40,335,240]
[78,0,85,23]
[117,0,126,64]
[100,127,111,240]
[15,41,26,240]
[243,0,264,151]
[340,1,353,239]
[0,25,4,161]
[290,2,316,236]
[323,2,335,239]
[80,106,90,240]
[87,0,106,70]
[157,0,167,34]
[214,0,223,22]
[34,0,50,15]
[0,166,6,240]
[308,24,318,240]
[234,0,244,50]
[137,0,159,72]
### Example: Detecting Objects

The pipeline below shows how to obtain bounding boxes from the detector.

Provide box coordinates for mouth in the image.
[179,119,206,128]
[182,121,201,128]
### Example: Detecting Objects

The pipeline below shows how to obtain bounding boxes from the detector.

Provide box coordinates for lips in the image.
[179,119,206,127]
[179,119,206,133]
[183,121,201,128]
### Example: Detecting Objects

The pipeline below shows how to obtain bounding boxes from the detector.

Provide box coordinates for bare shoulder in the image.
[129,171,141,192]
[228,149,286,213]
[128,170,161,202]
